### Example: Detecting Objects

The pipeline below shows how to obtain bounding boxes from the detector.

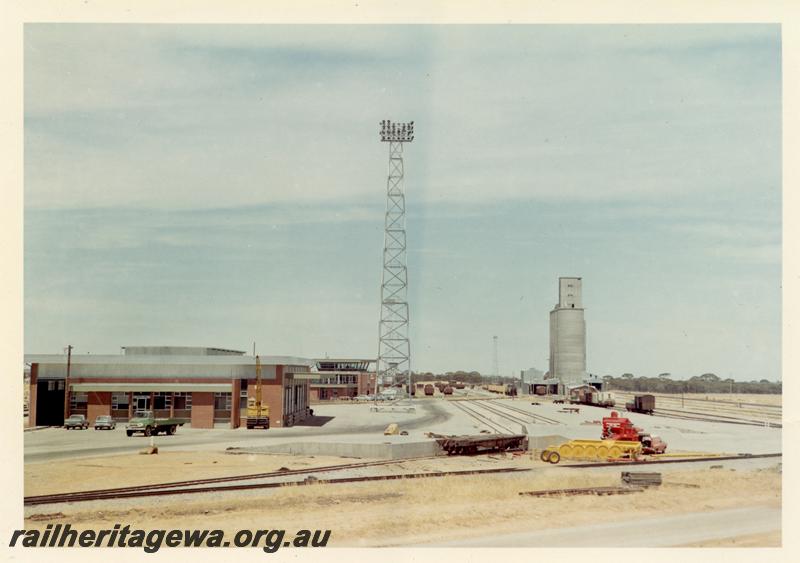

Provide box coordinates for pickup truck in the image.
[126,410,186,437]
[64,414,89,430]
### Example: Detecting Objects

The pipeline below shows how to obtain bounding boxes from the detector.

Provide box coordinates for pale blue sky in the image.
[24,24,781,380]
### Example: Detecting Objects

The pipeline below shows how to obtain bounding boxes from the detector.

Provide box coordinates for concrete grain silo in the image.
[548,277,587,388]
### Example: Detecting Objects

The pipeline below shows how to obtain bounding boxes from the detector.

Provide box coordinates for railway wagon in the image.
[434,433,528,455]
[485,384,516,396]
[625,394,656,414]
[424,384,435,396]
[570,388,615,408]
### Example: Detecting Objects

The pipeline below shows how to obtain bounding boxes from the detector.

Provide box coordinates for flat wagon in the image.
[432,433,528,455]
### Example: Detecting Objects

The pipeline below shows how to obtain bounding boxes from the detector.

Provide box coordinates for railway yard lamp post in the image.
[376,120,415,404]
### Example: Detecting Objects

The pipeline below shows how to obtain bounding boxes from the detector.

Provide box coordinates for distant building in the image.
[549,277,587,389]
[519,366,561,396]
[306,359,376,401]
[26,346,313,429]
[520,367,545,383]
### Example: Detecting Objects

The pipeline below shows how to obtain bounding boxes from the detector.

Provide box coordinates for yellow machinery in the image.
[540,439,642,464]
[245,355,270,429]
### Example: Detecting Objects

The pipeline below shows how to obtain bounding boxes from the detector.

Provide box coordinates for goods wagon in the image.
[625,394,655,414]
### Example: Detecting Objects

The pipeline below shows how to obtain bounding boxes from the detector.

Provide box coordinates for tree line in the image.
[398,370,781,394]
[603,372,781,394]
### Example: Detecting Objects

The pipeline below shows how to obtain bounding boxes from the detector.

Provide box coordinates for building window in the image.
[70,392,88,409]
[173,392,192,409]
[153,392,172,410]
[214,392,231,411]
[47,381,55,391]
[111,393,129,410]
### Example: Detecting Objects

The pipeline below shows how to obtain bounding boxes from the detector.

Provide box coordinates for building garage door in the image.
[36,379,65,426]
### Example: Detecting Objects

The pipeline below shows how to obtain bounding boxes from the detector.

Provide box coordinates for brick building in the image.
[25,346,313,429]
[307,359,376,401]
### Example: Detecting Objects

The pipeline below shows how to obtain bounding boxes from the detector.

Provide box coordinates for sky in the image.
[24,24,781,381]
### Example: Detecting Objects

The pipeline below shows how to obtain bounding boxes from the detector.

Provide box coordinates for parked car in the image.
[94,415,116,430]
[354,395,370,401]
[64,414,89,430]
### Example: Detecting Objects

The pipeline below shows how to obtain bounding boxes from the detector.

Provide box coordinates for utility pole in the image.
[63,345,73,422]
[376,119,415,403]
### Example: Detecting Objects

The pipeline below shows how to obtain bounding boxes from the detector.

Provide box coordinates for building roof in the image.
[25,354,313,366]
[122,346,246,356]
[26,353,316,381]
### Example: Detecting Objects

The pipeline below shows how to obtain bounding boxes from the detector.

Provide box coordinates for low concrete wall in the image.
[253,440,441,460]
[526,434,570,450]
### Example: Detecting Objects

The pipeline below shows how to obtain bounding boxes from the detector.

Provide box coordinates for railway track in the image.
[452,398,562,430]
[460,399,560,430]
[24,457,439,505]
[614,392,781,423]
[617,392,782,411]
[652,408,782,428]
[561,452,781,469]
[26,452,783,507]
[467,401,531,427]
[450,401,514,433]
[25,467,529,507]
[486,400,562,425]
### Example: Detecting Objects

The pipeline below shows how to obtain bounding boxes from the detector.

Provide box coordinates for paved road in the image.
[24,401,453,463]
[428,506,781,547]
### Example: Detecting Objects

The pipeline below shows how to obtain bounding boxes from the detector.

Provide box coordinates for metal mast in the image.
[492,336,499,381]
[376,120,415,399]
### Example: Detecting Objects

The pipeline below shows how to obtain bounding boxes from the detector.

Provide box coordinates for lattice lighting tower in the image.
[376,120,415,399]
[493,335,499,380]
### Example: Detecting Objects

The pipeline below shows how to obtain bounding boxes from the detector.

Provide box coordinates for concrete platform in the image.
[241,438,441,459]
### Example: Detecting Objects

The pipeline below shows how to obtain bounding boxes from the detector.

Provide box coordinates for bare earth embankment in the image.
[24,451,781,547]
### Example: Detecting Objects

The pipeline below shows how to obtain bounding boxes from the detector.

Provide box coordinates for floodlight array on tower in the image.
[380,120,415,143]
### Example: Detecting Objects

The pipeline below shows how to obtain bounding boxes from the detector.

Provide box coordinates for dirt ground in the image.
[24,452,782,547]
[25,451,381,496]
